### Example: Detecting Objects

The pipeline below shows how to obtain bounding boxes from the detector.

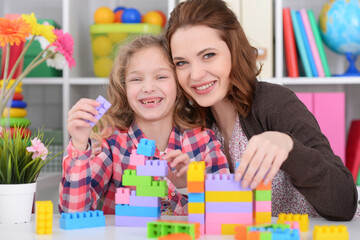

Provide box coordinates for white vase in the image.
[0,182,37,224]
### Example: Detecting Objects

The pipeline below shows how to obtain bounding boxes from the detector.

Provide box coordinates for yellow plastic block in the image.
[188,202,205,214]
[313,225,349,240]
[205,191,252,202]
[221,224,238,235]
[277,213,309,232]
[254,212,271,224]
[187,161,205,182]
[36,201,53,235]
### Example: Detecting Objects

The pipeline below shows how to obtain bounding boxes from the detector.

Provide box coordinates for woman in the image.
[165,0,358,220]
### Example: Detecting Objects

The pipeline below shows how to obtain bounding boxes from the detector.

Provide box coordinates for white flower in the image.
[37,36,66,70]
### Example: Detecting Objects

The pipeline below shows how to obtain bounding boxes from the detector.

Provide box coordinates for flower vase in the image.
[0,182,37,224]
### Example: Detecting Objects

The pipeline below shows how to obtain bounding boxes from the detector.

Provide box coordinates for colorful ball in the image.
[108,32,128,43]
[114,6,126,13]
[114,9,124,23]
[94,57,113,77]
[156,10,167,27]
[92,35,112,57]
[121,8,142,23]
[94,7,115,24]
[143,11,164,27]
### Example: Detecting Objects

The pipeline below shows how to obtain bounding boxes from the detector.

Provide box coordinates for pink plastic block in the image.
[205,213,252,224]
[254,201,271,212]
[129,190,161,207]
[115,187,130,205]
[89,95,111,127]
[129,149,147,166]
[205,223,221,235]
[285,221,300,231]
[136,160,169,177]
[205,202,252,213]
[205,174,251,191]
[115,215,158,227]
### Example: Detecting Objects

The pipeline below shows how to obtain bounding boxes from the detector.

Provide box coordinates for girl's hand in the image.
[235,131,293,189]
[67,98,100,151]
[162,150,191,189]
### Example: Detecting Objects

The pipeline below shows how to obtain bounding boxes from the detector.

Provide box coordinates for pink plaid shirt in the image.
[59,121,229,215]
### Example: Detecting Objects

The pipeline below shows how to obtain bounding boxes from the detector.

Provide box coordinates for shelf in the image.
[69,78,109,85]
[260,77,360,85]
[22,78,64,85]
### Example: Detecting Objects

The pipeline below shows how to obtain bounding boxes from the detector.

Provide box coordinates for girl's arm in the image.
[58,138,113,213]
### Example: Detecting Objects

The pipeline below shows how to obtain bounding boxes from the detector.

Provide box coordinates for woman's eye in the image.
[175,61,187,67]
[204,53,215,59]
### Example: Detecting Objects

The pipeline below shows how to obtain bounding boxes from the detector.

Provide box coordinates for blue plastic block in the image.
[137,138,156,157]
[272,228,293,240]
[188,193,205,203]
[59,210,105,230]
[115,204,161,217]
[89,95,111,127]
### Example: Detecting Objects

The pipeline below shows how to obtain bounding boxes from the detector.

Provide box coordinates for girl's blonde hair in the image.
[92,34,206,140]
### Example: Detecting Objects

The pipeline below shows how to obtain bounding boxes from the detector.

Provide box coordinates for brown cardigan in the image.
[240,80,358,221]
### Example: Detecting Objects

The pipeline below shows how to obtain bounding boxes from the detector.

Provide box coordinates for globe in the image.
[319,0,360,76]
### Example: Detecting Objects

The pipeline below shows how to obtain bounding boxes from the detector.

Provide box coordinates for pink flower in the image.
[50,28,75,69]
[26,137,48,160]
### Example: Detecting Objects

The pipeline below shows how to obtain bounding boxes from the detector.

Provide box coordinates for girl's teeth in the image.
[142,99,161,104]
[196,81,214,90]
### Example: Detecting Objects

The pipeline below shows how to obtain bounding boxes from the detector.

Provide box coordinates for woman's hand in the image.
[67,98,100,151]
[235,131,293,189]
[162,150,191,189]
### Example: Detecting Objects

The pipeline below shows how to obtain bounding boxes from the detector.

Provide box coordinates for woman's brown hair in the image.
[92,34,206,139]
[166,0,261,124]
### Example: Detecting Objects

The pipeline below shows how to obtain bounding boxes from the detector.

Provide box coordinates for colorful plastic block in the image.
[129,190,161,207]
[277,213,309,232]
[36,201,53,235]
[137,138,156,157]
[254,201,271,212]
[255,180,272,190]
[59,210,105,230]
[254,190,271,201]
[115,204,161,217]
[313,225,349,240]
[115,215,158,227]
[115,187,130,205]
[187,161,205,182]
[205,190,252,202]
[89,95,111,127]
[205,202,252,213]
[221,223,239,235]
[147,220,200,240]
[188,214,205,224]
[205,213,252,225]
[234,224,248,240]
[137,180,168,197]
[187,181,205,193]
[129,149,147,166]
[136,160,169,177]
[254,212,271,225]
[122,169,153,187]
[158,233,192,240]
[205,173,252,191]
[188,202,205,214]
[188,193,205,203]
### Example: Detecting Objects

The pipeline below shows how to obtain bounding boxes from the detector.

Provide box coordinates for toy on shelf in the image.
[121,8,142,23]
[143,11,165,27]
[59,210,105,230]
[36,201,53,235]
[94,6,115,24]
[313,225,349,240]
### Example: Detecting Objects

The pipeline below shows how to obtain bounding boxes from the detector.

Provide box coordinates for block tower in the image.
[115,138,169,227]
[253,180,272,224]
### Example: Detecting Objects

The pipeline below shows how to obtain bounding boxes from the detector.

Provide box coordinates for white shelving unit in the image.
[1,0,360,150]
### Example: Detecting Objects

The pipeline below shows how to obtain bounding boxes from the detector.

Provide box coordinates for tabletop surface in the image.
[1,215,359,240]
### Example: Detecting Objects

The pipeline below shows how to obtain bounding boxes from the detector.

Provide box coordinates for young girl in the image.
[166,0,358,220]
[58,35,229,215]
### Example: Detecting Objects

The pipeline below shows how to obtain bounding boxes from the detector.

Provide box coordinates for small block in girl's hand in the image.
[89,95,111,127]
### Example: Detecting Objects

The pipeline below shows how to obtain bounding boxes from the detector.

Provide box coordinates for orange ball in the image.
[155,10,167,27]
[114,10,124,23]
[94,7,115,24]
[142,11,163,27]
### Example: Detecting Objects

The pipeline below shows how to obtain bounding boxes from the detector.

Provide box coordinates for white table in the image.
[1,215,359,240]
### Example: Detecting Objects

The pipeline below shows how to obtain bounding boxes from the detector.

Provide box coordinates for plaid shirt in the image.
[59,121,229,215]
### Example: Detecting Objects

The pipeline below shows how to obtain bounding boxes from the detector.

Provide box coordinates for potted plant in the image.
[0,13,75,223]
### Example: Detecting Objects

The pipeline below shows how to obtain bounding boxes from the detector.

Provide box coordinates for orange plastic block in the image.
[188,181,204,193]
[36,201,53,235]
[313,225,349,240]
[158,233,192,240]
[234,224,249,240]
[256,180,271,190]
[277,213,309,232]
[247,230,260,240]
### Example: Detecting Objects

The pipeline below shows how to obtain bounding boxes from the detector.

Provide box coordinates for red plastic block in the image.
[115,187,130,205]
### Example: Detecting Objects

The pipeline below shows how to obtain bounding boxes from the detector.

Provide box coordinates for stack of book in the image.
[283,8,331,77]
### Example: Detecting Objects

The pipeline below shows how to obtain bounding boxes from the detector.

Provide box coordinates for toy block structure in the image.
[36,201,53,235]
[234,223,300,240]
[187,162,205,235]
[89,95,111,127]
[277,213,309,232]
[115,138,168,227]
[253,180,272,224]
[59,210,105,230]
[313,225,349,240]
[147,220,200,240]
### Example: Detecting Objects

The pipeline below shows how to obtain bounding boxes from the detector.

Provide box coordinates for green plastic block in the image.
[137,180,168,197]
[260,231,272,240]
[122,169,152,187]
[254,190,271,201]
[147,221,197,240]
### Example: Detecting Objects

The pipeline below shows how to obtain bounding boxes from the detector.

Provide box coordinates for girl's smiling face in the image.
[125,46,177,124]
[170,25,232,108]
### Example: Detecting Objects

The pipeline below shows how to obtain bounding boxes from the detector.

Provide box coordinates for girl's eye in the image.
[175,61,187,67]
[157,75,168,80]
[129,78,141,82]
[204,52,215,59]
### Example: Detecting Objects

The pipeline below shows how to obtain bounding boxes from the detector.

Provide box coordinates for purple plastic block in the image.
[129,190,161,207]
[188,213,205,224]
[129,149,147,166]
[205,202,252,213]
[205,174,252,191]
[136,160,168,177]
[89,95,111,127]
[115,215,158,227]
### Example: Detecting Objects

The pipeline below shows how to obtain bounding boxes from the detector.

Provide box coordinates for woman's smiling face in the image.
[170,25,232,107]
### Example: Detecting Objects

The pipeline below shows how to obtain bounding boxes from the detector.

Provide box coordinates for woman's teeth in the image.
[195,81,214,90]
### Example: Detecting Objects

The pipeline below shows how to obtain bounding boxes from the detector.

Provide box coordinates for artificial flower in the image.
[51,29,75,69]
[22,13,56,43]
[38,36,66,70]
[0,17,31,47]
[26,137,48,160]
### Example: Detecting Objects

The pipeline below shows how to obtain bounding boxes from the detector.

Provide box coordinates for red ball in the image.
[114,10,124,23]
[155,10,167,27]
